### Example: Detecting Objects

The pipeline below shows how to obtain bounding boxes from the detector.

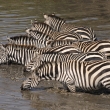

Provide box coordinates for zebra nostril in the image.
[20,84,24,90]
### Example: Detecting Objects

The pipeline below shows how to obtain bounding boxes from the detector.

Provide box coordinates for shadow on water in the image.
[0,0,110,110]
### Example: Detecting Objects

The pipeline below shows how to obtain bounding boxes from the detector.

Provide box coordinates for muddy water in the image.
[0,0,110,110]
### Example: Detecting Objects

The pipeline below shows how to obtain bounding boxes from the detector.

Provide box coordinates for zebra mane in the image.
[9,34,28,39]
[4,44,38,50]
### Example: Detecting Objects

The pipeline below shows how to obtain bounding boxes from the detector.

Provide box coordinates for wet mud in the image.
[0,64,110,110]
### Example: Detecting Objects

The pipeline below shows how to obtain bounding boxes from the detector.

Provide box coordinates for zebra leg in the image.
[66,83,76,93]
[21,71,40,90]
[101,81,110,92]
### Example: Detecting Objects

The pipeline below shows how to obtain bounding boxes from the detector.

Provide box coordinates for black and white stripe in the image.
[26,29,51,41]
[8,35,49,48]
[73,40,110,58]
[31,20,53,35]
[44,14,97,41]
[21,60,110,92]
[24,51,107,72]
[0,44,81,65]
[49,31,83,41]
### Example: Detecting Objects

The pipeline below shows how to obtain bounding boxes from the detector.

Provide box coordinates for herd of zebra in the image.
[1,13,110,93]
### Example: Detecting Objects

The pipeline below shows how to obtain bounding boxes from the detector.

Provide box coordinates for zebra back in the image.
[49,31,83,41]
[60,24,97,41]
[35,44,81,54]
[74,40,110,57]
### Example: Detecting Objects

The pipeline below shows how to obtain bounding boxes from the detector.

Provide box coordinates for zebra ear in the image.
[7,38,16,44]
[31,20,37,25]
[52,13,55,15]
[34,19,37,22]
[0,43,6,51]
[43,14,48,19]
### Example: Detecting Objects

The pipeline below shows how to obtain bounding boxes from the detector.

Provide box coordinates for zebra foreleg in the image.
[66,83,76,92]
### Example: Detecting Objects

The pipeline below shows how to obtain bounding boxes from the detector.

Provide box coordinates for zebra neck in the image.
[37,62,59,81]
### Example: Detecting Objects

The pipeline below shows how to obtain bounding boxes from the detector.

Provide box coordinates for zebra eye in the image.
[29,78,31,80]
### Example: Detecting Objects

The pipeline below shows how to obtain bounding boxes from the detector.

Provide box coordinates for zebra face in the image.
[43,14,51,26]
[25,28,31,34]
[24,54,43,72]
[43,14,49,20]
[21,71,40,90]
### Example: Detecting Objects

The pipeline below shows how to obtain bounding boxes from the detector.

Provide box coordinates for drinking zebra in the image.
[0,44,81,65]
[21,60,110,93]
[8,35,49,48]
[24,51,107,72]
[26,29,51,41]
[43,14,97,41]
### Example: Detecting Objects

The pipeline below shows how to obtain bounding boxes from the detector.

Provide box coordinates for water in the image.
[0,0,110,110]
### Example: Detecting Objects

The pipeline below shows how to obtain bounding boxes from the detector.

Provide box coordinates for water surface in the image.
[0,0,110,110]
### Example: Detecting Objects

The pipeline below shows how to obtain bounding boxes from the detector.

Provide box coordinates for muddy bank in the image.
[0,64,110,110]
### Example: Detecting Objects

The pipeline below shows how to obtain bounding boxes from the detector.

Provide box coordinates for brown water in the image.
[0,0,110,110]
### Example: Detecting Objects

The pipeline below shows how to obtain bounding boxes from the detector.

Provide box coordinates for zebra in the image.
[0,44,8,64]
[34,44,82,54]
[43,14,97,41]
[0,44,39,65]
[21,60,110,93]
[30,20,54,35]
[26,29,51,41]
[46,40,75,47]
[7,35,49,48]
[44,13,65,32]
[24,51,107,72]
[0,44,81,65]
[48,31,83,41]
[72,40,110,58]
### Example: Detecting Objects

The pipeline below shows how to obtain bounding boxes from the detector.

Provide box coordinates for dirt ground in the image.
[0,64,110,110]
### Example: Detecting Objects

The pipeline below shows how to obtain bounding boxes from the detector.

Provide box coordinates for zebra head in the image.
[0,44,8,64]
[24,52,43,72]
[43,14,65,31]
[21,71,40,90]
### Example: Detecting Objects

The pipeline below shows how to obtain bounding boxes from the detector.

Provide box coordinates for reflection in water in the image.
[21,89,110,110]
[0,0,110,110]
